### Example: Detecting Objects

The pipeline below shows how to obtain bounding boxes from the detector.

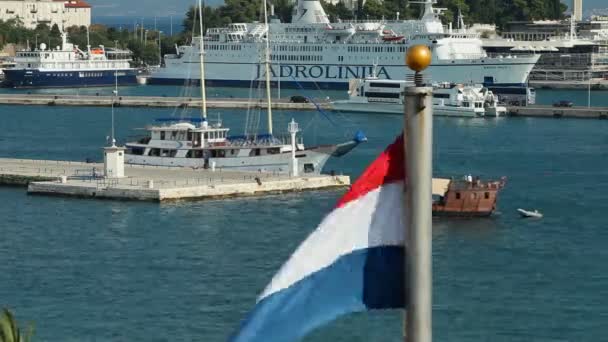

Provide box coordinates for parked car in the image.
[290,95,309,103]
[553,100,573,107]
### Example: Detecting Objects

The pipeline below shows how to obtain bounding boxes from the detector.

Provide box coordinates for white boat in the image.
[2,31,136,88]
[124,0,364,175]
[148,0,540,97]
[330,76,507,117]
[517,208,543,218]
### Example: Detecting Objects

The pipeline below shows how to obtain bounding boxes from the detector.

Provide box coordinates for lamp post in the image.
[588,70,591,108]
[403,45,433,342]
[158,31,163,67]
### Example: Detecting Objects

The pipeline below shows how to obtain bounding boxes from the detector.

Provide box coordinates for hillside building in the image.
[0,0,91,29]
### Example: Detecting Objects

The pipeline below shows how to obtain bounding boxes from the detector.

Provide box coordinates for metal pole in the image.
[198,0,207,120]
[404,84,433,342]
[588,71,591,108]
[158,31,162,66]
[263,0,273,135]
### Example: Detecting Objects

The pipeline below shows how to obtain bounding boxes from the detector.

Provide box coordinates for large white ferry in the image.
[2,32,137,88]
[149,0,540,91]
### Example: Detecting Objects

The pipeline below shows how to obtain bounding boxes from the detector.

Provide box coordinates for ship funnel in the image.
[292,0,329,24]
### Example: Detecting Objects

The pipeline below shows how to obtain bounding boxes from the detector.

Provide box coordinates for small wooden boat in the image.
[432,177,506,217]
[517,209,543,218]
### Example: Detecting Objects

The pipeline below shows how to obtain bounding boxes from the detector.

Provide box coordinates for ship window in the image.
[160,131,165,140]
[364,92,400,99]
[463,101,470,107]
[433,93,450,99]
[129,147,145,155]
[187,131,193,140]
[369,82,401,88]
[485,192,490,199]
[304,163,314,173]
[455,192,461,199]
[249,149,261,156]
[267,147,280,154]
[161,149,177,157]
[149,148,160,156]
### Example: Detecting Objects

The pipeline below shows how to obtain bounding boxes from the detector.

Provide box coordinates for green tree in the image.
[273,0,295,23]
[361,0,390,19]
[383,0,414,20]
[321,0,355,21]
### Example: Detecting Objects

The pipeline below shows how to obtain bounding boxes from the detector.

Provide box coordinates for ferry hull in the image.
[2,69,138,88]
[149,58,538,90]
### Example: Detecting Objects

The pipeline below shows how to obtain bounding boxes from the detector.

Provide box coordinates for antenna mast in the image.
[263,0,273,135]
[86,25,91,54]
[198,0,208,120]
[111,70,118,147]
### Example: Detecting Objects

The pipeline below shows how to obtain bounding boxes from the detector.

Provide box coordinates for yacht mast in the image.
[111,70,118,147]
[263,0,273,135]
[198,0,207,120]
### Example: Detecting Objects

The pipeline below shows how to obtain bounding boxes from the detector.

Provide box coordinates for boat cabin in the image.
[432,177,506,217]
[126,121,294,161]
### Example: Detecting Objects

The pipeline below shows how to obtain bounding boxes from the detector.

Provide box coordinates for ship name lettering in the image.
[256,65,391,80]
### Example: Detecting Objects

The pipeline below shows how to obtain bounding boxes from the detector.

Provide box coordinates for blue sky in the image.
[88,0,606,17]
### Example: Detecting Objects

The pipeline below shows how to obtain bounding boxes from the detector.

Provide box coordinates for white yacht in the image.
[124,120,364,174]
[331,77,507,117]
[125,0,364,175]
[2,32,136,88]
[149,0,540,94]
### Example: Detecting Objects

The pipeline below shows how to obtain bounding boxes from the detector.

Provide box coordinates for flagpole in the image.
[403,45,433,342]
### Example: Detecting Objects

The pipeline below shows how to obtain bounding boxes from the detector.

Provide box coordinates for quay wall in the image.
[507,105,608,119]
[0,94,325,110]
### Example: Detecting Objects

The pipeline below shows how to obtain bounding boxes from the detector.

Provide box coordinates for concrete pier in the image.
[507,105,608,119]
[0,158,350,201]
[0,94,327,110]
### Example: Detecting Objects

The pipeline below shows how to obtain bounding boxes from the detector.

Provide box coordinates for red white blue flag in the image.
[230,135,406,341]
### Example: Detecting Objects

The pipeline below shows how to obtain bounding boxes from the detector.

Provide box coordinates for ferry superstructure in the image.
[2,32,137,88]
[149,0,540,90]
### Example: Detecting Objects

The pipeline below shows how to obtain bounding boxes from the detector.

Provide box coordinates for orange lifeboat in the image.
[382,35,405,42]
[90,48,104,55]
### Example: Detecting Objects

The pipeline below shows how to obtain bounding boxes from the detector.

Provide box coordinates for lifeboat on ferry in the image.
[382,29,405,42]
[382,35,405,42]
[90,48,104,55]
[324,23,356,35]
[355,23,383,35]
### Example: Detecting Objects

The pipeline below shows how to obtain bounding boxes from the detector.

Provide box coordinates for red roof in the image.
[54,0,92,9]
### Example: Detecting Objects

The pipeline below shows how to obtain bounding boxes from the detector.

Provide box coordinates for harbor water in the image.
[1,88,608,341]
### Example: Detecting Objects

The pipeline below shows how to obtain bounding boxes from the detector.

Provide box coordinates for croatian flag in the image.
[230,135,407,341]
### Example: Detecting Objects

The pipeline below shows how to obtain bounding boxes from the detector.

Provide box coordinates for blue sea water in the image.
[1,88,608,341]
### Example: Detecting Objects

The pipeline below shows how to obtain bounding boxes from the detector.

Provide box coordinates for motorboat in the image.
[517,209,543,218]
[331,76,507,117]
